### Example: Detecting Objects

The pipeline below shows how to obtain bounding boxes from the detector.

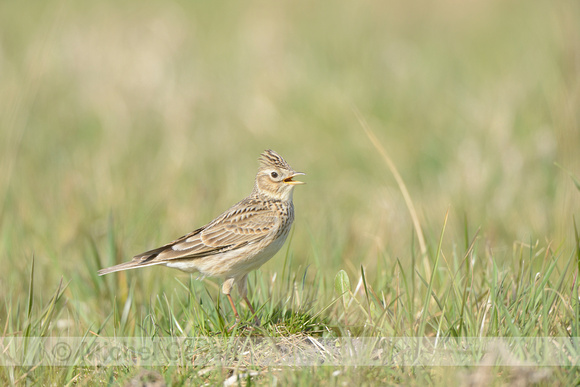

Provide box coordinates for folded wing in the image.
[99,199,278,276]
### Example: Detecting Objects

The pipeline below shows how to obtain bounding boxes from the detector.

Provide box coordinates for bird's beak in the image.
[283,172,306,185]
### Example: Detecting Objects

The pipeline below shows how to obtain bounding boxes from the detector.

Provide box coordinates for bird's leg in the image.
[223,278,240,331]
[236,275,260,326]
[243,295,261,326]
[226,293,241,331]
[243,295,256,315]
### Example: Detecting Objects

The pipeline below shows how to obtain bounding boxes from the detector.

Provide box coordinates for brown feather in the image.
[98,199,278,275]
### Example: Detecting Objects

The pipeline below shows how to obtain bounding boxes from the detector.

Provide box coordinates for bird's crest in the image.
[258,149,292,171]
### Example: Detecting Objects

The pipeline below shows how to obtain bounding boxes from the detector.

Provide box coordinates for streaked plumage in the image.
[98,149,305,324]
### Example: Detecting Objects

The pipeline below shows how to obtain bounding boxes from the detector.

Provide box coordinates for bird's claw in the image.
[227,317,241,333]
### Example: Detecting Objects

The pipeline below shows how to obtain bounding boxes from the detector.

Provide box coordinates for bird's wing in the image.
[131,199,278,264]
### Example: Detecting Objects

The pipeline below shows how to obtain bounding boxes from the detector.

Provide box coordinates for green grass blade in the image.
[24,255,35,339]
[417,209,448,338]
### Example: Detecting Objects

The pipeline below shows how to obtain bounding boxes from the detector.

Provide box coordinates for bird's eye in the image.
[271,171,278,178]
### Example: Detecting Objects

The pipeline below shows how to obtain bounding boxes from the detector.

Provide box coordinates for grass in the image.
[1,0,580,385]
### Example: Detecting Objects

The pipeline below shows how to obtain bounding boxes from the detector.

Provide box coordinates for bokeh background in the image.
[1,0,579,314]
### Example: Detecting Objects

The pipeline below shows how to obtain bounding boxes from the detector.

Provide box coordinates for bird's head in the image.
[254,149,305,202]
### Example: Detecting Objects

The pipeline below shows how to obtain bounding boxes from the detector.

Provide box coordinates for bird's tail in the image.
[97,260,163,275]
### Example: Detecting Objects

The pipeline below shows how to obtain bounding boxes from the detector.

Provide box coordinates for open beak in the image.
[283,172,306,185]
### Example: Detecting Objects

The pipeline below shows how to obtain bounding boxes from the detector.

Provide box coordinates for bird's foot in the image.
[227,317,241,333]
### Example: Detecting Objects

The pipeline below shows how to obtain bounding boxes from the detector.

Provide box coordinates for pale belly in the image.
[164,233,288,279]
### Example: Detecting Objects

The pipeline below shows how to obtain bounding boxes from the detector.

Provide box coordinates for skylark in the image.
[98,149,305,325]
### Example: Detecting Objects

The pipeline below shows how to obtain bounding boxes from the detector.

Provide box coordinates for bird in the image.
[98,149,305,326]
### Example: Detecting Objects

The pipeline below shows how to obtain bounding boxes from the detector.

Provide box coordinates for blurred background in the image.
[1,0,579,302]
